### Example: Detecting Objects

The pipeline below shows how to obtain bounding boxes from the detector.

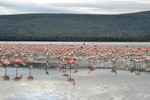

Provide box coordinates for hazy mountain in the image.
[0,11,150,41]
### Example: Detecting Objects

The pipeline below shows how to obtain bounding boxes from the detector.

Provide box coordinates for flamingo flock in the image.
[0,44,150,85]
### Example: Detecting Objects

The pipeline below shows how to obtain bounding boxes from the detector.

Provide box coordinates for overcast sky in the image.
[0,0,150,15]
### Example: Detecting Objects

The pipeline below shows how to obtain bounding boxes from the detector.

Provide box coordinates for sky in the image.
[0,0,150,15]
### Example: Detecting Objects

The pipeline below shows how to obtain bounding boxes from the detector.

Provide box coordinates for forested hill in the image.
[0,11,150,41]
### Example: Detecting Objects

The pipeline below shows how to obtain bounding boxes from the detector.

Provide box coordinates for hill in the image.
[0,11,150,41]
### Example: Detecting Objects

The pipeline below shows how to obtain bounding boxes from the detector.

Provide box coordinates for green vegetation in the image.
[0,11,150,41]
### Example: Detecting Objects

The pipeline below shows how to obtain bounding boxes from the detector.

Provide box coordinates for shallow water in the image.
[0,67,150,100]
[0,41,150,47]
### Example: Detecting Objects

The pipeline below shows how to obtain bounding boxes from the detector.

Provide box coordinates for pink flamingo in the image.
[66,59,76,85]
[27,59,34,80]
[13,59,22,81]
[1,59,10,80]
[88,56,96,74]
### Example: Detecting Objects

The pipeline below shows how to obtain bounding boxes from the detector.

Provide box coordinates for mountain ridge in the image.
[0,10,150,41]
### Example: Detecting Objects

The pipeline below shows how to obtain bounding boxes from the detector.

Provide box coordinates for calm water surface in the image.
[0,68,150,100]
[0,41,150,47]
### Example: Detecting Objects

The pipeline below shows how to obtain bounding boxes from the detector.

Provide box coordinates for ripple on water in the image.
[4,93,65,100]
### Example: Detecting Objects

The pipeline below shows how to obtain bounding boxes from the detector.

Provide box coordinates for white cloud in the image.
[0,6,21,15]
[0,0,149,15]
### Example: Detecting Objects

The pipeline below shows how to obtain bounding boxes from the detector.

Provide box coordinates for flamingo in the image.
[27,59,34,80]
[45,56,50,75]
[1,59,10,80]
[110,57,117,74]
[66,59,76,85]
[88,56,96,74]
[1,44,150,83]
[13,59,22,81]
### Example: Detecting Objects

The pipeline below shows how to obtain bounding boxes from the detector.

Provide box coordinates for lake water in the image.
[0,41,150,47]
[0,68,150,100]
[0,42,150,100]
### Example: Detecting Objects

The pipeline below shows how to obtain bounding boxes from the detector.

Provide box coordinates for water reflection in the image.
[5,93,63,100]
[0,68,150,100]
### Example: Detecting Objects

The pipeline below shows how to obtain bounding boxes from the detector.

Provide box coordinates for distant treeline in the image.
[0,11,150,41]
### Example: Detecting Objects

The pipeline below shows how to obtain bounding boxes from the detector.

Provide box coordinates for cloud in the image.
[0,6,21,14]
[0,0,150,15]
